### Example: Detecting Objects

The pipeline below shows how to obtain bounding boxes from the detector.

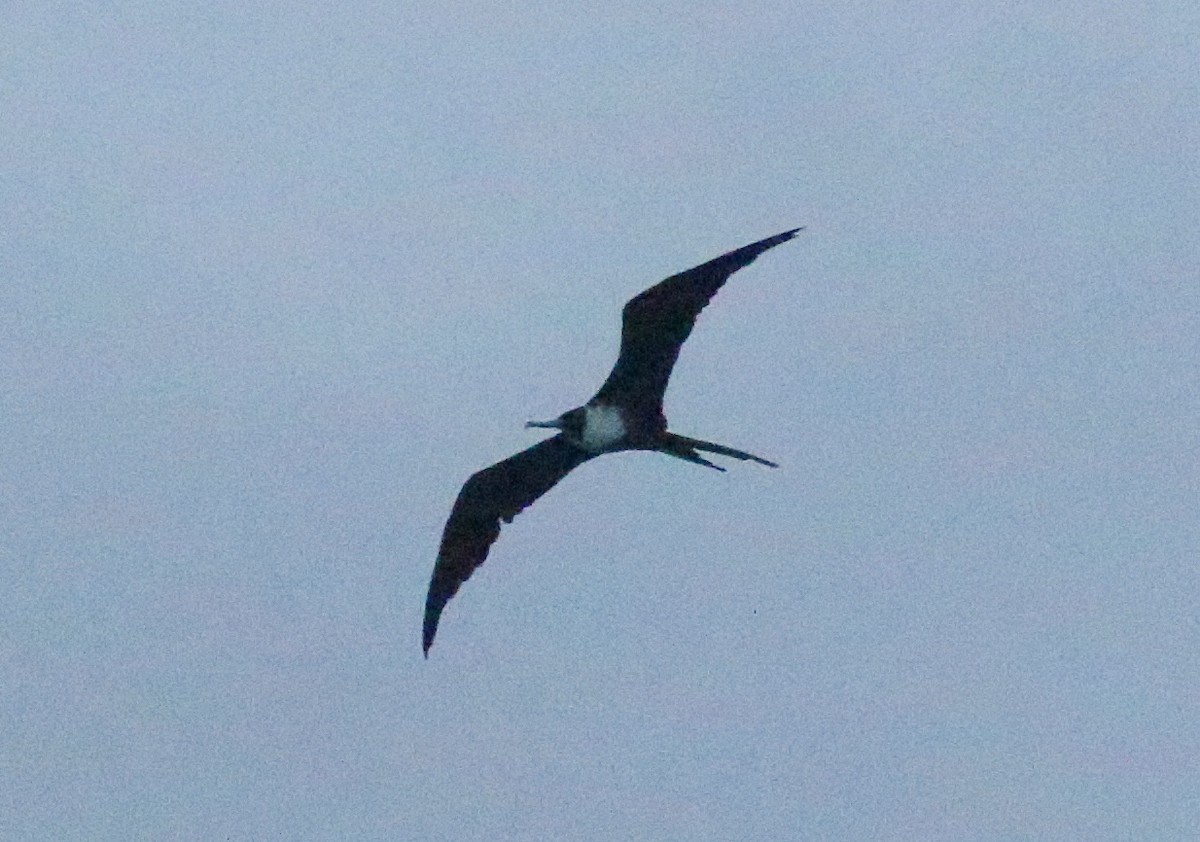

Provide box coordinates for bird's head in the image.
[526,407,586,437]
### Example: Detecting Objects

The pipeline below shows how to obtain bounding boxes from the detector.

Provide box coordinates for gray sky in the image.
[3,3,1198,839]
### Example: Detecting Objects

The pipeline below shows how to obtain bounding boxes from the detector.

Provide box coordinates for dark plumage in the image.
[594,228,800,417]
[423,228,800,655]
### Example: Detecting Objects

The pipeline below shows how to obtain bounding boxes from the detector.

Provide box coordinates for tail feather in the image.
[661,433,778,469]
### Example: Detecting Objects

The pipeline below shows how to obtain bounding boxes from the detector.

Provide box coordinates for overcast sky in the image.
[3,3,1198,840]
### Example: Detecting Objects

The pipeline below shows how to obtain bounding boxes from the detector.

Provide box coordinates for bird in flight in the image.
[423,228,801,655]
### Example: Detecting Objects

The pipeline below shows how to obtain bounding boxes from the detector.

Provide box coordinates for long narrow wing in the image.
[592,228,800,415]
[423,434,596,655]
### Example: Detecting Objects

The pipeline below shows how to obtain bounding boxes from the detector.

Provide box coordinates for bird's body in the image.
[576,403,629,452]
[423,228,801,655]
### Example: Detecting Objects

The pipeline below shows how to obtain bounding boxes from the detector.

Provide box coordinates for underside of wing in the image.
[423,434,595,655]
[593,228,800,412]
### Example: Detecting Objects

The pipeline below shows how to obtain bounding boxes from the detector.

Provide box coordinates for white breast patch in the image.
[581,404,627,452]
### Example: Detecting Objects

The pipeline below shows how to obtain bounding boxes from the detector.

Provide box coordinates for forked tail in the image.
[660,432,778,471]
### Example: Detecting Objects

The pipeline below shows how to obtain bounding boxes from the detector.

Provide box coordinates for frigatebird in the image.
[423,228,800,655]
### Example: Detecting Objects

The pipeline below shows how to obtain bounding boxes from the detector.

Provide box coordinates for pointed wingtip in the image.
[754,227,803,252]
[422,621,435,658]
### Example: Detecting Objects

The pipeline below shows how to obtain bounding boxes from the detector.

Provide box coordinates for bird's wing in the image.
[592,228,800,415]
[423,434,596,655]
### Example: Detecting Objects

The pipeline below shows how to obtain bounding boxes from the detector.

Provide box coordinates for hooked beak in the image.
[525,418,563,429]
